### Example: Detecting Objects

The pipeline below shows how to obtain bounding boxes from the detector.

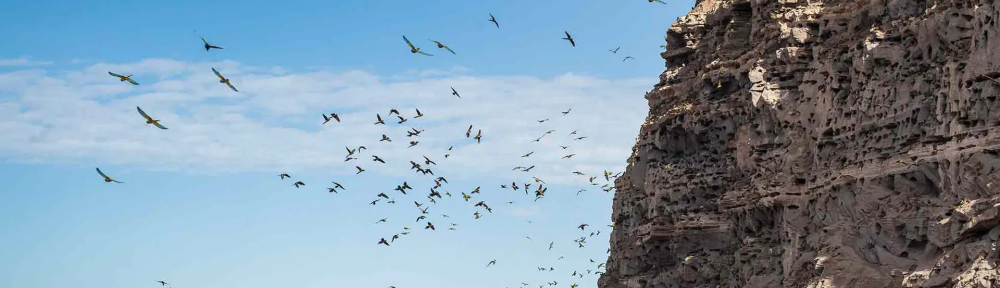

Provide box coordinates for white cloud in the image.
[0,59,651,185]
[0,57,54,67]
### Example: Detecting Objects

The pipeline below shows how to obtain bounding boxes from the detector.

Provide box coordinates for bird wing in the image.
[225,81,239,92]
[136,106,154,121]
[108,71,124,78]
[444,46,455,54]
[126,78,139,85]
[96,167,111,180]
[211,67,227,81]
[403,35,416,49]
[200,36,209,45]
[418,51,433,56]
[152,122,168,130]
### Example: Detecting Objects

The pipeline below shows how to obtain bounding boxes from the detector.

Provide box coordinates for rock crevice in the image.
[601,0,1000,287]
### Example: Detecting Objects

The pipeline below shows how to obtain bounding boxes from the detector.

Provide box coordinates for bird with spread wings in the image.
[96,168,123,183]
[108,72,139,85]
[136,106,168,130]
[211,67,239,92]
[403,35,432,56]
[429,40,456,54]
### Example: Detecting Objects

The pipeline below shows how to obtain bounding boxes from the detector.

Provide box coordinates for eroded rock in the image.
[600,0,1000,287]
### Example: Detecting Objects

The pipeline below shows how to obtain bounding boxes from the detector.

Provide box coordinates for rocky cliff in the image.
[599,0,1000,287]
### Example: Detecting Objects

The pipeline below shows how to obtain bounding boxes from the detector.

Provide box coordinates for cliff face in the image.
[599,0,1000,287]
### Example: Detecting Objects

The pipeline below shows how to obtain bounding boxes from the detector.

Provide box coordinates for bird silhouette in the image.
[136,106,168,129]
[451,87,461,98]
[279,173,291,179]
[562,108,572,115]
[402,35,432,56]
[609,47,620,53]
[375,114,385,125]
[474,130,482,143]
[429,40,456,54]
[211,67,239,92]
[96,167,123,183]
[414,108,424,118]
[562,31,576,47]
[293,181,305,188]
[488,13,499,28]
[378,238,390,246]
[108,71,139,85]
[356,166,365,174]
[623,56,635,61]
[194,30,224,51]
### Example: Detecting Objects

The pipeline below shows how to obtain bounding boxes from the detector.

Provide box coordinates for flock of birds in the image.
[85,7,673,288]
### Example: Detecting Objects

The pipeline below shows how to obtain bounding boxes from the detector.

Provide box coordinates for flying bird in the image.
[474,130,482,143]
[279,173,291,179]
[521,152,534,158]
[562,108,572,115]
[414,108,424,118]
[466,125,473,138]
[430,40,456,54]
[609,47,620,53]
[451,87,461,98]
[578,224,589,230]
[403,35,432,56]
[563,154,576,159]
[211,67,239,92]
[425,222,436,230]
[157,281,169,287]
[487,259,497,267]
[381,134,391,142]
[375,114,385,125]
[372,155,385,163]
[136,106,168,129]
[488,13,499,28]
[194,30,223,51]
[378,238,390,246]
[293,181,305,188]
[397,115,407,124]
[623,56,635,61]
[95,167,123,183]
[108,71,139,85]
[356,166,365,174]
[562,31,576,47]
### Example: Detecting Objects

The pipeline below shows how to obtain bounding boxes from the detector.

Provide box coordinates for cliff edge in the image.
[600,0,1000,287]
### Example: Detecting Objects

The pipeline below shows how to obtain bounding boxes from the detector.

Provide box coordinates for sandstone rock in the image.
[600,0,1000,287]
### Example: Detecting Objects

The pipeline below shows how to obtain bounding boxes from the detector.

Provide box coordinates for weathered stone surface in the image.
[600,0,1000,287]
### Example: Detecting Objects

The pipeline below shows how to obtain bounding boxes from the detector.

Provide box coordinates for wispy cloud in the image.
[0,57,54,67]
[0,59,651,185]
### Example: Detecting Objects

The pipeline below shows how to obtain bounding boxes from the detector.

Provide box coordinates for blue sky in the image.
[0,1,695,288]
